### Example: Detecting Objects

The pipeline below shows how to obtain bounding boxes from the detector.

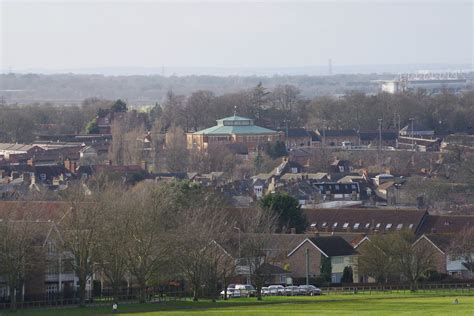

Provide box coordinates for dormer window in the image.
[343,223,349,229]
[376,223,381,229]
[408,224,414,229]
[333,222,338,228]
[365,223,371,229]
[354,223,360,229]
[322,222,327,228]
[396,224,403,230]
[386,223,392,229]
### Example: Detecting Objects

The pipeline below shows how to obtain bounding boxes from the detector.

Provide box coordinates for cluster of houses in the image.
[0,201,473,302]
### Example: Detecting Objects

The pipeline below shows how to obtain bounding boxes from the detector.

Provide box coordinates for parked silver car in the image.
[298,285,322,296]
[268,285,286,295]
[284,285,303,296]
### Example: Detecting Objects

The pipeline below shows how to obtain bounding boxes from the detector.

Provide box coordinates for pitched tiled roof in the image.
[309,236,357,256]
[303,208,427,234]
[278,128,310,138]
[417,215,474,235]
[318,129,358,137]
[0,201,69,222]
[257,263,291,275]
[359,131,398,141]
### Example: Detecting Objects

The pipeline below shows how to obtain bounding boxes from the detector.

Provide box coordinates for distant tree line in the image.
[1,83,472,144]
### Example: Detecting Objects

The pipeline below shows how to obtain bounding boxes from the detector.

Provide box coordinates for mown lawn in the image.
[4,293,474,316]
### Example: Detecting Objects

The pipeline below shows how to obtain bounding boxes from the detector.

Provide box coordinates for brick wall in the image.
[286,242,323,278]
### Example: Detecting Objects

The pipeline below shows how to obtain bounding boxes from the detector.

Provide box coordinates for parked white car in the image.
[235,284,257,297]
[220,288,242,299]
[261,287,271,296]
[268,285,286,295]
[298,285,322,296]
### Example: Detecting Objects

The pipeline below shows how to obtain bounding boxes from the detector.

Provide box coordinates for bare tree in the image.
[358,232,436,290]
[450,227,474,276]
[174,195,232,301]
[164,125,189,172]
[239,207,278,300]
[0,206,43,311]
[95,186,130,302]
[59,186,104,307]
[124,184,170,303]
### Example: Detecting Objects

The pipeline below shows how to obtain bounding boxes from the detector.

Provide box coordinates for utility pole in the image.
[409,118,415,150]
[378,118,382,152]
[305,248,310,285]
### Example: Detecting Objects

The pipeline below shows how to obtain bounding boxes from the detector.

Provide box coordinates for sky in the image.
[1,0,473,73]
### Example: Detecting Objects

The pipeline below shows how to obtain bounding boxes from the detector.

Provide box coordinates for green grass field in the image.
[4,293,474,316]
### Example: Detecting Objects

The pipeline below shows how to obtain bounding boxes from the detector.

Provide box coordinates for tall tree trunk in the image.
[78,276,87,307]
[9,285,17,312]
[138,280,147,303]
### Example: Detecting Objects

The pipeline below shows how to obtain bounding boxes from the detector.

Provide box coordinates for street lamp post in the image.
[378,118,382,152]
[233,227,241,259]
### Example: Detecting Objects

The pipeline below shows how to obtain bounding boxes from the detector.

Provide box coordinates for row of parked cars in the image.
[220,284,322,298]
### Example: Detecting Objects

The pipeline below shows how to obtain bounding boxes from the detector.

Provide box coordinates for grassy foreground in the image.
[4,293,474,316]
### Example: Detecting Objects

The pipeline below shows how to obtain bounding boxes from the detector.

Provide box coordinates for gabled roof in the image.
[413,234,453,255]
[256,263,291,275]
[288,236,357,257]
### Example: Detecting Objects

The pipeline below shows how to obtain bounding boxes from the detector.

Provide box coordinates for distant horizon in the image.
[2,62,473,77]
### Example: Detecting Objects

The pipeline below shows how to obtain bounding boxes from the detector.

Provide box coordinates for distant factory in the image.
[377,72,469,94]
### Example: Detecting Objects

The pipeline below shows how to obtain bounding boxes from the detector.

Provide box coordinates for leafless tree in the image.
[0,205,44,311]
[58,186,104,307]
[124,184,171,303]
[450,227,474,275]
[95,186,130,302]
[164,125,189,172]
[174,193,232,301]
[239,207,278,300]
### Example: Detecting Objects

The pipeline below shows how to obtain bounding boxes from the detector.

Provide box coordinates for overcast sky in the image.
[1,0,472,72]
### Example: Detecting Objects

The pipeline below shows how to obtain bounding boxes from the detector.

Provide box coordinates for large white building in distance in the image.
[377,72,469,95]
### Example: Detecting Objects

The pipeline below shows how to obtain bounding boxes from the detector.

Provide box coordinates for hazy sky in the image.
[1,0,473,71]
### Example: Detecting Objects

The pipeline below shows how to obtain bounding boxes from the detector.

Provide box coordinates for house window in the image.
[408,224,414,229]
[322,222,327,228]
[351,184,357,190]
[280,275,287,283]
[365,223,370,229]
[332,257,344,264]
[343,223,349,229]
[339,166,344,172]
[335,185,340,190]
[354,223,360,229]
[396,224,403,230]
[386,223,392,229]
[375,223,381,229]
[333,222,338,228]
